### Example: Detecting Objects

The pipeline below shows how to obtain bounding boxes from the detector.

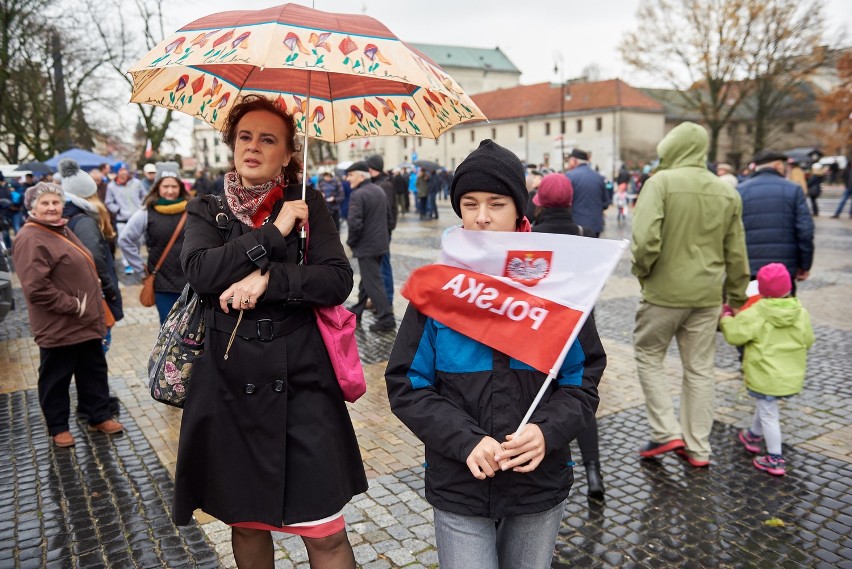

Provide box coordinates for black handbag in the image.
[148,284,205,407]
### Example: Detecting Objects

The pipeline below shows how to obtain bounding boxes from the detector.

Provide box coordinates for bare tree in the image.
[741,0,829,153]
[620,0,762,160]
[83,0,175,161]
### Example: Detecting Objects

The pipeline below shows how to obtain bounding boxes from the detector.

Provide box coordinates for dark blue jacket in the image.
[738,169,814,276]
[385,306,604,518]
[566,164,608,234]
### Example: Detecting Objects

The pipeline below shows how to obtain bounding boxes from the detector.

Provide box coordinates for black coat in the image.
[531,207,583,236]
[738,169,815,276]
[146,206,187,294]
[173,184,367,527]
[64,203,124,321]
[346,181,391,258]
[372,172,397,232]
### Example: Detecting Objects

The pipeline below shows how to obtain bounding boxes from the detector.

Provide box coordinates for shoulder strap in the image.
[150,211,187,275]
[27,222,98,275]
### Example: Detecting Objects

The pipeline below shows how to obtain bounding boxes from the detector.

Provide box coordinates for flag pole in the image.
[513,238,630,436]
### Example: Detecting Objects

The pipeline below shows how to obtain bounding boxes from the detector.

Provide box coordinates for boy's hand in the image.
[466,436,504,480]
[496,424,546,473]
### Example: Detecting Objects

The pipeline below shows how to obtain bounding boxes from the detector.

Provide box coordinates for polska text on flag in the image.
[402,227,627,374]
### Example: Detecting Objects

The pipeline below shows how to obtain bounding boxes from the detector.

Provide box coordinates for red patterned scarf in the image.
[225,171,287,227]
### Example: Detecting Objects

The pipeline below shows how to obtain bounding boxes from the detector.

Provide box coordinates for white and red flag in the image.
[402,227,628,431]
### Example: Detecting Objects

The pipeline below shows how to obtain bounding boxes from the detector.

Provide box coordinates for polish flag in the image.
[144,139,153,158]
[403,227,627,431]
[403,227,627,375]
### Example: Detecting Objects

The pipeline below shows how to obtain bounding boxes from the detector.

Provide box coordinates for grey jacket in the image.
[346,181,391,258]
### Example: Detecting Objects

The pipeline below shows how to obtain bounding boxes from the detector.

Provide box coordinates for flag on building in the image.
[402,227,627,374]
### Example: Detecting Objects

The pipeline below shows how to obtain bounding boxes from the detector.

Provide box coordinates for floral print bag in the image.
[147,283,205,407]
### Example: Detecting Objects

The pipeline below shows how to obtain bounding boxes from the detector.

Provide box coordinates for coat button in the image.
[244,384,256,395]
[273,380,285,393]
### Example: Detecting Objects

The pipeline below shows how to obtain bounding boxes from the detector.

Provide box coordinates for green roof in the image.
[409,43,520,74]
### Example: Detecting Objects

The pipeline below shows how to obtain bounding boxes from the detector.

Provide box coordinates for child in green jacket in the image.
[719,263,814,476]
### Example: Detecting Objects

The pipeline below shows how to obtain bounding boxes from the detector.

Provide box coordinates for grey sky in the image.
[165,0,850,86]
[146,0,850,154]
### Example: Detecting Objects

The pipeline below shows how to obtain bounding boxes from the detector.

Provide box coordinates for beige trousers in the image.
[633,301,720,460]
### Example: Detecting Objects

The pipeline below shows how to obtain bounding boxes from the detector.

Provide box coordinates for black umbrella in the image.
[414,160,440,172]
[16,161,53,175]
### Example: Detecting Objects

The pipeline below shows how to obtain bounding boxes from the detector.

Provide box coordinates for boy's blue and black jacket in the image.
[385,304,605,519]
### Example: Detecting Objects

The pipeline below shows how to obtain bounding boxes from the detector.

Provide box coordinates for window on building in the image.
[786,122,795,133]
[471,130,475,142]
[451,132,455,144]
[545,122,551,135]
[491,128,497,140]
[418,138,422,147]
[214,138,220,146]
[214,154,220,164]
[596,117,602,131]
[518,125,524,138]
[576,119,583,133]
[202,139,208,151]
[560,120,565,134]
[402,138,407,148]
[746,124,753,135]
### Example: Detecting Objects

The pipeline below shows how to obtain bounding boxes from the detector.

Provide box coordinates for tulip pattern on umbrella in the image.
[128,3,485,143]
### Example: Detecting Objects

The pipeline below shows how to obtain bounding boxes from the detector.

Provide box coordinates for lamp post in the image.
[554,54,565,172]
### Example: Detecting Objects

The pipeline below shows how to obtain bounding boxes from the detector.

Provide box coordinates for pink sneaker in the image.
[738,429,763,453]
[754,454,786,476]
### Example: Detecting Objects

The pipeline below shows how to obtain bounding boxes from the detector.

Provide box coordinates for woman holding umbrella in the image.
[174,95,367,568]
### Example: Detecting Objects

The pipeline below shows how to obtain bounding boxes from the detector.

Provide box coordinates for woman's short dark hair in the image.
[143,175,192,207]
[221,94,303,183]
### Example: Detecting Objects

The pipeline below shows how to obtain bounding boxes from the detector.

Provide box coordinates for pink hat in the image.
[533,174,574,208]
[757,263,792,298]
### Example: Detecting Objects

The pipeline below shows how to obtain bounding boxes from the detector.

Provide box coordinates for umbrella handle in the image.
[297,70,312,266]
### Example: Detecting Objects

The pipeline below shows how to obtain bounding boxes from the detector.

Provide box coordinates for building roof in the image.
[409,43,520,74]
[471,79,664,121]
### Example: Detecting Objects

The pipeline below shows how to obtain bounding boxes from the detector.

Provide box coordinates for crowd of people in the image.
[5,101,851,569]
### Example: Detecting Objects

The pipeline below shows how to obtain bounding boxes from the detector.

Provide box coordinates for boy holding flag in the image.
[385,140,610,568]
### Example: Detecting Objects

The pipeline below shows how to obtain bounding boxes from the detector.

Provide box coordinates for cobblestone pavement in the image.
[2,189,852,568]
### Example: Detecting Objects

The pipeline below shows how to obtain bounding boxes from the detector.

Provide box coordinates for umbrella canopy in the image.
[127,3,485,142]
[16,161,52,175]
[45,148,117,172]
[414,159,440,171]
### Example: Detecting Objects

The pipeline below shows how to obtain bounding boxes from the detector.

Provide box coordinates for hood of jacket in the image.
[62,197,96,217]
[756,296,802,327]
[656,121,708,171]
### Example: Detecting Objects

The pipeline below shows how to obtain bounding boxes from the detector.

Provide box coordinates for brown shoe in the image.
[53,431,76,447]
[88,419,124,434]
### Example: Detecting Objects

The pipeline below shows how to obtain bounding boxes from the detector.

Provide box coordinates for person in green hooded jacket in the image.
[631,121,750,468]
[720,263,814,477]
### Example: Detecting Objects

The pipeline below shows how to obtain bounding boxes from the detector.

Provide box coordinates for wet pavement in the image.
[1,188,852,568]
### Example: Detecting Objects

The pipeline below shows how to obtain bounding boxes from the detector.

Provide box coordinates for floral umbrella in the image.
[127,3,486,144]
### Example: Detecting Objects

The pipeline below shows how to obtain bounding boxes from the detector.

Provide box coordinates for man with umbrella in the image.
[345,161,395,332]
